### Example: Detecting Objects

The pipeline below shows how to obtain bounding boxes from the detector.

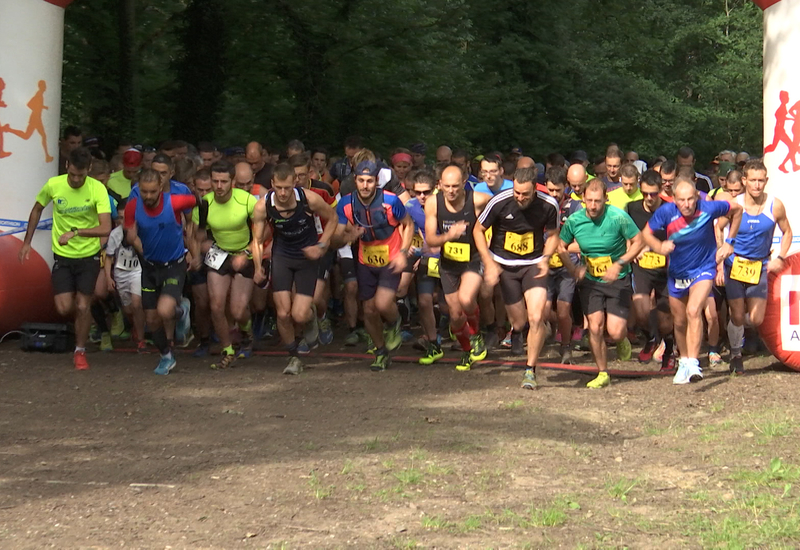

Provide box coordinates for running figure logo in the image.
[0,78,53,162]
[764,90,800,173]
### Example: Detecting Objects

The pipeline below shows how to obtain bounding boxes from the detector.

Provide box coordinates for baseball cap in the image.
[717,161,735,178]
[569,150,588,164]
[410,143,426,155]
[355,160,379,177]
[122,148,143,169]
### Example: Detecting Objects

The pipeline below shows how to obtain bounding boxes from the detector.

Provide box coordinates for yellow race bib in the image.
[639,252,666,270]
[411,233,424,249]
[363,244,390,267]
[730,256,762,285]
[549,254,563,268]
[585,256,612,278]
[427,257,440,278]
[443,242,470,262]
[504,231,534,255]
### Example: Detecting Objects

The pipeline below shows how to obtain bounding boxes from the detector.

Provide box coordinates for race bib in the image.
[117,247,140,271]
[314,214,323,236]
[443,242,470,262]
[204,244,229,270]
[411,233,424,250]
[639,252,666,270]
[427,257,440,278]
[730,256,762,285]
[504,231,534,255]
[674,276,696,290]
[585,256,612,278]
[363,244,389,267]
[549,254,563,268]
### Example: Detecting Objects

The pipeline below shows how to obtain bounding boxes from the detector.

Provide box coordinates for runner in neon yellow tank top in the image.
[19,147,112,371]
[192,161,258,369]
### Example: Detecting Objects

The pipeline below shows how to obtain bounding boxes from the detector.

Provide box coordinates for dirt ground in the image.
[1,333,798,549]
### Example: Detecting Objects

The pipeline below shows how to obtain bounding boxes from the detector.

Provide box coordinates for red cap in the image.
[122,148,143,169]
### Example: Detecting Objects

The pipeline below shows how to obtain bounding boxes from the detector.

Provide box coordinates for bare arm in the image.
[250,199,266,281]
[307,191,338,249]
[769,198,793,273]
[18,202,45,263]
[125,221,144,256]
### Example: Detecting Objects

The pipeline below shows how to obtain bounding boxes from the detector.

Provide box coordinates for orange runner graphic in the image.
[7,80,53,162]
[0,78,11,159]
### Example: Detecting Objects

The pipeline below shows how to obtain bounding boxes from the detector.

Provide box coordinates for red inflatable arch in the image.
[759,253,800,370]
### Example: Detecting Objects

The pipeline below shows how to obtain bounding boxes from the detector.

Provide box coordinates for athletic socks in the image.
[451,321,471,351]
[91,302,109,333]
[153,328,170,355]
[286,339,300,357]
[728,320,745,356]
[465,307,480,336]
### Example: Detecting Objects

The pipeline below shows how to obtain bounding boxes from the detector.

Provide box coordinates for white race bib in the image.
[116,246,140,271]
[204,244,229,270]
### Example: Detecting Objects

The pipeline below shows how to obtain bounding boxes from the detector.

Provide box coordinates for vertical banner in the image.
[0,0,74,334]
[761,0,800,254]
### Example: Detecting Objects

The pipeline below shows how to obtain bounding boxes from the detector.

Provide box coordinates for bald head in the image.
[673,177,696,196]
[436,146,452,165]
[567,164,587,195]
[234,161,255,192]
[245,141,265,172]
[441,165,463,185]
[516,156,535,170]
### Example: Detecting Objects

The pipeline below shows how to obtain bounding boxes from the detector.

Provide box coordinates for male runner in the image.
[559,180,644,388]
[19,147,112,370]
[337,160,414,371]
[723,159,792,374]
[425,164,492,371]
[124,169,198,374]
[189,170,214,357]
[643,175,742,384]
[607,164,642,210]
[625,170,674,370]
[475,167,560,389]
[251,163,337,375]
[602,147,623,191]
[193,161,258,369]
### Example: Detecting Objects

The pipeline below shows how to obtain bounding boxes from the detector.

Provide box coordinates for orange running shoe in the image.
[74,350,89,370]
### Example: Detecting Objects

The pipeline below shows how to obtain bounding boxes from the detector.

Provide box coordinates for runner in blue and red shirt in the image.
[124,168,199,376]
[643,174,742,386]
[337,160,414,371]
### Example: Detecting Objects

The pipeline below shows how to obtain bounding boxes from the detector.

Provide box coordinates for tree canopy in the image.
[62,0,764,163]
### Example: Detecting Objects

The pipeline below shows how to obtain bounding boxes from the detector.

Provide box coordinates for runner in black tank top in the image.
[251,164,338,376]
[425,164,493,372]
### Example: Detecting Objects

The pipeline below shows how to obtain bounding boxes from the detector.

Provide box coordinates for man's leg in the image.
[153,293,178,375]
[74,292,93,352]
[586,310,608,373]
[522,285,548,370]
[191,282,212,354]
[459,271,486,361]
[207,271,234,357]
[686,280,713,360]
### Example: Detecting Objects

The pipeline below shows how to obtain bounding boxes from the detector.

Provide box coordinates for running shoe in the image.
[638,338,657,363]
[237,337,253,359]
[365,335,376,355]
[297,338,317,355]
[419,342,444,365]
[283,356,304,375]
[653,339,666,362]
[521,368,537,390]
[560,346,573,365]
[484,329,499,351]
[577,331,591,351]
[688,363,704,382]
[660,353,675,372]
[370,352,390,372]
[586,371,610,389]
[73,350,89,370]
[117,330,131,341]
[616,337,632,361]
[318,317,334,346]
[400,330,414,343]
[137,340,148,354]
[192,342,209,358]
[154,354,176,375]
[672,358,691,385]
[500,330,513,349]
[89,328,101,344]
[344,329,360,346]
[211,350,236,370]
[111,311,125,337]
[510,331,524,356]
[708,351,723,368]
[384,317,402,352]
[469,333,487,362]
[100,332,113,352]
[729,354,744,375]
[412,337,429,352]
[176,297,192,343]
[455,351,473,372]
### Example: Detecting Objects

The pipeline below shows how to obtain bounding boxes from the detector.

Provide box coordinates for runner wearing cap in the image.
[107,148,142,201]
[19,147,112,370]
[251,163,337,375]
[425,164,492,371]
[337,160,414,371]
[192,160,259,370]
[558,179,644,389]
[722,159,792,374]
[474,167,561,389]
[410,143,427,169]
[124,168,199,375]
[643,174,742,384]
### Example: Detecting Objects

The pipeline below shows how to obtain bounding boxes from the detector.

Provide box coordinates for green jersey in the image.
[192,189,257,252]
[560,204,639,282]
[35,174,112,258]
[107,170,133,199]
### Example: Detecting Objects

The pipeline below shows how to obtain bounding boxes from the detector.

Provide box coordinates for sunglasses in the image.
[642,191,660,197]
[415,189,433,196]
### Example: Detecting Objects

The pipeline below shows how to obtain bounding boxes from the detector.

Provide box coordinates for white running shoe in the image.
[688,362,704,382]
[672,359,691,385]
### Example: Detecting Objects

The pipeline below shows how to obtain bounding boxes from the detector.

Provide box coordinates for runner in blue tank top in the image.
[722,159,793,374]
[643,175,742,385]
[124,169,199,376]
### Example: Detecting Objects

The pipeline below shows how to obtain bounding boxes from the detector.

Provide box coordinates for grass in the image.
[732,458,800,487]
[747,411,794,441]
[340,459,355,475]
[393,466,424,486]
[420,515,455,530]
[606,476,640,502]
[307,470,334,500]
[504,399,525,410]
[389,536,420,549]
[363,437,383,452]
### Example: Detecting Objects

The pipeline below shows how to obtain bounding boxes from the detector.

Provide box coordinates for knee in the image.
[363,300,378,317]
[607,324,626,341]
[686,303,703,320]
[418,294,433,309]
[75,299,90,316]
[527,308,544,327]
[587,317,604,335]
[292,306,311,325]
[345,281,357,296]
[55,301,72,317]
[750,310,765,327]
[157,302,174,320]
[276,307,292,323]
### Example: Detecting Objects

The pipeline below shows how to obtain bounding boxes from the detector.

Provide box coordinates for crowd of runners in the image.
[18,130,793,388]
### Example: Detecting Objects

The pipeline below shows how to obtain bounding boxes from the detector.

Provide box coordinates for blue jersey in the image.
[134,193,186,263]
[473,178,512,197]
[647,200,730,280]
[405,198,427,238]
[727,194,776,265]
[129,179,192,201]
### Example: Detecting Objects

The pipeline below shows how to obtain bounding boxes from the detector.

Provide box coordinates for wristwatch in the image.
[616,259,627,266]
[724,237,736,246]
[70,226,78,236]
[316,241,328,249]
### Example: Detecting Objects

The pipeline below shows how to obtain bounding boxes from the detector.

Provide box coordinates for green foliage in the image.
[62,0,763,161]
